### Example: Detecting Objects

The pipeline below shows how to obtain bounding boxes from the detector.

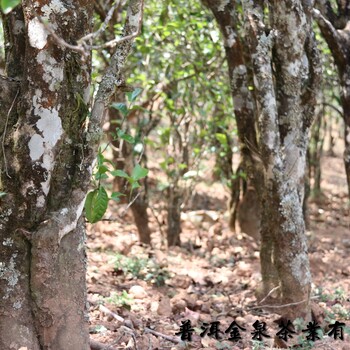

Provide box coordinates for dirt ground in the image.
[87,149,350,350]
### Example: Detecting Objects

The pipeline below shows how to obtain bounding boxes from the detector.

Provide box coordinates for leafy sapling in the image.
[85,88,148,223]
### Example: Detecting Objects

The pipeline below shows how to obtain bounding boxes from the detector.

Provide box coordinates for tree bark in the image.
[204,0,320,318]
[1,1,93,348]
[0,0,143,348]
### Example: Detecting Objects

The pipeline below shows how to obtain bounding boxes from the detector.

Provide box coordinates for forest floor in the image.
[87,151,350,350]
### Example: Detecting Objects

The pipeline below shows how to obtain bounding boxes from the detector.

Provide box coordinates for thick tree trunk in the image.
[1,0,144,348]
[204,0,320,318]
[0,2,93,348]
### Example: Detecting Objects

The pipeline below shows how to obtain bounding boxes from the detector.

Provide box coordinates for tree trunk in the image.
[0,3,93,348]
[314,4,350,197]
[109,101,151,244]
[0,0,143,348]
[167,185,182,247]
[204,0,320,318]
[340,69,350,197]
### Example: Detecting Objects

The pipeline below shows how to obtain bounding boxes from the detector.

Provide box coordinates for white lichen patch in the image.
[60,208,68,215]
[28,134,45,160]
[13,300,22,309]
[218,0,230,12]
[28,18,48,49]
[128,7,142,28]
[29,91,63,198]
[2,238,14,247]
[231,64,247,90]
[36,51,64,91]
[43,0,67,16]
[291,251,311,285]
[287,60,301,77]
[0,253,20,299]
[0,209,12,222]
[261,91,277,121]
[36,195,46,208]
[58,195,86,240]
[283,132,305,185]
[225,26,236,47]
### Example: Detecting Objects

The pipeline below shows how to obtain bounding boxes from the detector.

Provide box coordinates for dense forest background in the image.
[0,0,350,349]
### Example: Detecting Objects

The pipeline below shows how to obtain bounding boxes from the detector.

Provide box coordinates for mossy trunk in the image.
[204,0,320,318]
[0,2,93,348]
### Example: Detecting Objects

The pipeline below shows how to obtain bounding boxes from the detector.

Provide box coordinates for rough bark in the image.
[167,184,182,247]
[0,0,143,348]
[204,0,321,318]
[314,1,350,197]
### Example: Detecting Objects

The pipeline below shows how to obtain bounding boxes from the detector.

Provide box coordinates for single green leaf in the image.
[117,129,135,144]
[131,181,141,190]
[97,151,105,167]
[85,187,109,223]
[110,191,125,202]
[0,192,6,198]
[131,164,148,181]
[97,164,109,174]
[215,133,227,145]
[1,0,20,14]
[111,102,128,117]
[94,173,109,180]
[110,169,130,178]
[126,88,143,102]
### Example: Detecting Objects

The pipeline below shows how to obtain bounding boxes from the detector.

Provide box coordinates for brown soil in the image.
[88,153,350,350]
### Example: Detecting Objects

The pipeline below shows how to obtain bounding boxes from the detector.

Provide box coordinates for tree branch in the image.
[312,8,347,67]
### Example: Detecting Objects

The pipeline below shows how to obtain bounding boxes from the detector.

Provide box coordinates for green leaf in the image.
[131,164,148,181]
[97,151,105,167]
[110,169,130,178]
[94,173,109,180]
[85,187,109,223]
[1,0,20,14]
[97,164,109,174]
[215,133,227,145]
[117,129,135,144]
[110,191,125,202]
[126,88,143,102]
[131,181,141,190]
[0,192,6,198]
[111,102,128,117]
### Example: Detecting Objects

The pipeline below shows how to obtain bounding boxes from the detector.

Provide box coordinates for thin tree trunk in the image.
[167,185,182,247]
[109,101,151,244]
[314,5,350,197]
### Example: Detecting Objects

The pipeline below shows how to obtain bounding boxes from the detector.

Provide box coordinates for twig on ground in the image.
[99,304,125,323]
[259,285,281,305]
[144,327,181,344]
[249,298,310,310]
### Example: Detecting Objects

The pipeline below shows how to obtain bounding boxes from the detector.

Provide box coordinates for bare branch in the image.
[312,8,347,67]
[37,0,143,54]
[1,89,19,178]
[79,1,121,43]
